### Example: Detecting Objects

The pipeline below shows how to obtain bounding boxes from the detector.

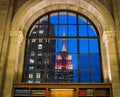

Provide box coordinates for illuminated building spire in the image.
[55,31,73,82]
[62,31,67,51]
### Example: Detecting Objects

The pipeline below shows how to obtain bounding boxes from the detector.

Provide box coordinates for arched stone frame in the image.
[11,0,115,82]
[3,0,119,97]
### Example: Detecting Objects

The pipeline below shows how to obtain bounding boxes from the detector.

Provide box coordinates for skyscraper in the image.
[24,21,56,83]
[55,37,73,82]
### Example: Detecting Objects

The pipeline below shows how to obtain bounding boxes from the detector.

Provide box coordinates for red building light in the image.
[55,38,73,70]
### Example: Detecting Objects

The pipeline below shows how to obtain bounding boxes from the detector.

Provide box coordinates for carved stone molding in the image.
[10,31,24,47]
[102,31,116,47]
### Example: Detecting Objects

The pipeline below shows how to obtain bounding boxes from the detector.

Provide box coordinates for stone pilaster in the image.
[102,31,120,97]
[3,31,23,97]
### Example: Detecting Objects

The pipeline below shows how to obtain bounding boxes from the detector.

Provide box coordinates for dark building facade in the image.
[23,21,56,83]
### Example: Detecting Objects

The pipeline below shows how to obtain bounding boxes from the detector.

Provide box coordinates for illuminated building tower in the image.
[55,38,73,82]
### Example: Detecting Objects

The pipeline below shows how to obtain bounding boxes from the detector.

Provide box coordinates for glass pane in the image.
[28,66,34,70]
[72,54,78,69]
[68,39,77,53]
[59,25,67,36]
[27,79,34,83]
[80,71,90,82]
[56,39,77,69]
[54,25,58,36]
[74,71,78,83]
[59,12,67,24]
[80,54,89,69]
[50,13,58,24]
[68,12,76,24]
[80,39,88,53]
[78,16,87,24]
[68,25,77,36]
[36,64,44,69]
[79,25,88,36]
[56,39,62,53]
[88,25,97,36]
[89,39,99,53]
[47,70,55,82]
[39,15,48,23]
[35,79,41,83]
[90,54,100,69]
[29,28,39,37]
[91,71,101,82]
[28,25,37,37]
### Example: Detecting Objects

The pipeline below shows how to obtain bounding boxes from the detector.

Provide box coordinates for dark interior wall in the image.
[13,0,28,15]
[97,0,113,17]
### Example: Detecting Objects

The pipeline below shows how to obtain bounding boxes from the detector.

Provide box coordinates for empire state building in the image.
[55,37,73,82]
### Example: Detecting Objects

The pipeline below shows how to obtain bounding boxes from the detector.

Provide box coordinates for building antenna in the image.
[62,30,67,51]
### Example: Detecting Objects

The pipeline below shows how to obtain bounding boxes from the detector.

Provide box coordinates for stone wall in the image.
[0,0,11,96]
[113,0,120,70]
[0,0,9,58]
[114,0,120,69]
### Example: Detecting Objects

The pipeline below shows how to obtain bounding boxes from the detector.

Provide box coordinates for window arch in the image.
[23,10,102,83]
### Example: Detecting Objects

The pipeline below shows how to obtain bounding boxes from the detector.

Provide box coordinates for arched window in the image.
[23,10,102,83]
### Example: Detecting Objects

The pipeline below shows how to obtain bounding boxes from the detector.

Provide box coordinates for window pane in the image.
[56,39,77,72]
[91,71,101,82]
[50,13,58,24]
[74,71,78,83]
[54,25,58,36]
[56,39,62,53]
[88,25,97,36]
[27,79,34,83]
[68,39,77,53]
[47,70,55,82]
[68,25,77,36]
[89,39,99,53]
[80,54,89,69]
[68,12,76,24]
[80,39,88,53]
[59,12,67,24]
[28,66,34,70]
[80,71,90,82]
[79,25,88,36]
[72,54,78,69]
[29,59,35,63]
[39,16,48,23]
[78,16,87,24]
[59,25,67,36]
[90,54,100,69]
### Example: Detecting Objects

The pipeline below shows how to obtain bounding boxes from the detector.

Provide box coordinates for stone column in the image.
[102,31,120,97]
[3,31,23,97]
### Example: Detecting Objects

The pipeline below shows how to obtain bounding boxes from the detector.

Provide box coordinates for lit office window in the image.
[23,11,102,83]
[39,30,43,34]
[38,44,42,49]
